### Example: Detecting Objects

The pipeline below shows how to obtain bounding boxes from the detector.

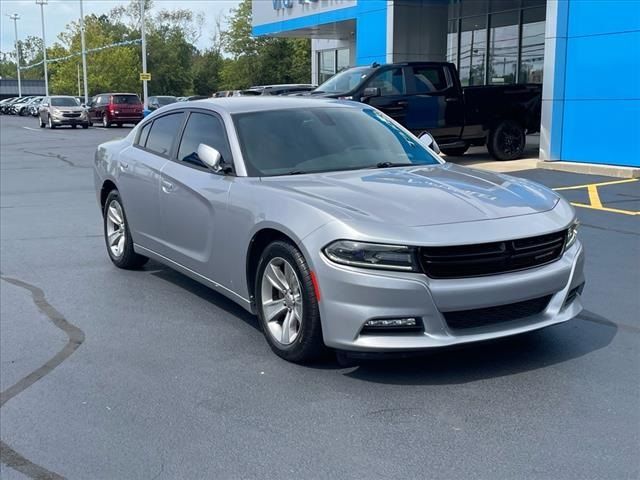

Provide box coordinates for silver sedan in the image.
[93,98,585,363]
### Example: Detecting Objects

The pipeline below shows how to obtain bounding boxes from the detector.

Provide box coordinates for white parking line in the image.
[22,127,41,132]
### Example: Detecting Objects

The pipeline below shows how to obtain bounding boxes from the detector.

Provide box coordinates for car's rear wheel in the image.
[255,241,325,363]
[488,120,525,160]
[48,116,55,129]
[103,190,148,269]
[102,115,110,128]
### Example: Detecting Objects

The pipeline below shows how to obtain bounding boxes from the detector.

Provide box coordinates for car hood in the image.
[261,163,559,227]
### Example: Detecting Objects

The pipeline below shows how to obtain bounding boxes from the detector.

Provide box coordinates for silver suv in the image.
[38,96,89,129]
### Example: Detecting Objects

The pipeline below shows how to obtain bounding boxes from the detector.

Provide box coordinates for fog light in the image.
[364,318,417,328]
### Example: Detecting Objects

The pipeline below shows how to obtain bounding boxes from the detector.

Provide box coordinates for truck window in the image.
[412,66,448,93]
[368,68,406,95]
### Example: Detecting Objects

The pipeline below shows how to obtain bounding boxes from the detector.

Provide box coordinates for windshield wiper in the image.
[374,162,416,169]
[288,170,307,175]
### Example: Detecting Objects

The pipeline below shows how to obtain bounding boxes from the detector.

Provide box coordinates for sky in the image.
[0,0,241,56]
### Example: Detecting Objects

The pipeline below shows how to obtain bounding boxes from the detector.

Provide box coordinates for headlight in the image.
[323,240,419,271]
[565,221,579,250]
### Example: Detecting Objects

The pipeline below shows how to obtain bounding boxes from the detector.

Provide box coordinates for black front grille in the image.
[419,230,566,279]
[443,295,552,330]
[63,113,81,118]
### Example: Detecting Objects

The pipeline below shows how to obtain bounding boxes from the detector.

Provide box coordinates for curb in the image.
[537,161,640,179]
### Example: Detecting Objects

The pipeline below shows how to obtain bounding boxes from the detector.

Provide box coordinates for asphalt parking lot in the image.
[1,114,638,479]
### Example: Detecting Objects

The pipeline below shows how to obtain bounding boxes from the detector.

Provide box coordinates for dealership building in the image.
[252,0,640,169]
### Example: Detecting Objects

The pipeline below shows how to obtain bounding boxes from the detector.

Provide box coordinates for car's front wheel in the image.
[103,190,148,269]
[39,116,45,128]
[255,241,325,363]
[48,116,55,129]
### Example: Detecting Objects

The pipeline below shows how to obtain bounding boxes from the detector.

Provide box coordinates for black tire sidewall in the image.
[255,241,324,362]
[489,120,525,161]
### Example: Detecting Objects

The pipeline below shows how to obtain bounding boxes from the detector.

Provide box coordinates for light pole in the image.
[79,0,89,104]
[7,13,22,97]
[140,0,148,110]
[36,0,49,96]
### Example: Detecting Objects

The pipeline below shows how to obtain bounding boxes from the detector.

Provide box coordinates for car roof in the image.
[159,97,356,115]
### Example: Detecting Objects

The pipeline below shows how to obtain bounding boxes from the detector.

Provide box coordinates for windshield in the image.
[233,107,440,177]
[315,67,373,94]
[51,97,79,107]
[112,95,141,104]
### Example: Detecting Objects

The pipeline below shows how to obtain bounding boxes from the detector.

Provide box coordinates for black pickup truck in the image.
[310,62,542,160]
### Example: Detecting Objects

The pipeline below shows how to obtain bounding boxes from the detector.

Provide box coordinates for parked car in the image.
[0,97,18,114]
[18,96,43,116]
[185,95,209,101]
[88,93,143,127]
[7,96,34,115]
[94,98,584,363]
[38,95,90,129]
[239,84,317,96]
[310,62,542,160]
[27,97,45,116]
[148,96,177,111]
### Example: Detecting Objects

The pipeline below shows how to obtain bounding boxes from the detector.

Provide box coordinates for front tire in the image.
[255,241,325,363]
[103,190,148,269]
[487,120,525,160]
[39,116,45,128]
[48,116,55,129]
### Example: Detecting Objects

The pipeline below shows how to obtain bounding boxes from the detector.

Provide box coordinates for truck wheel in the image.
[440,146,469,157]
[488,120,525,161]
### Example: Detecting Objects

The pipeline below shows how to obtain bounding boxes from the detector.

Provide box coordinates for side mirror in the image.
[362,87,381,99]
[197,143,222,172]
[419,132,441,154]
[41,103,49,108]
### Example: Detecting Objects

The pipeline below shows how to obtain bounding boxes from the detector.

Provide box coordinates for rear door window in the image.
[412,66,449,93]
[177,112,232,168]
[145,113,185,157]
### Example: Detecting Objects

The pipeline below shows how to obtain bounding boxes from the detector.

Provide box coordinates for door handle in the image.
[161,180,175,193]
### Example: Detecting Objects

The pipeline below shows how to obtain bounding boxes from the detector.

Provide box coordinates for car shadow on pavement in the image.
[342,311,617,385]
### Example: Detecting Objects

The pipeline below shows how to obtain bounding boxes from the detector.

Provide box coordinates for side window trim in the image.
[172,108,235,175]
[133,111,186,159]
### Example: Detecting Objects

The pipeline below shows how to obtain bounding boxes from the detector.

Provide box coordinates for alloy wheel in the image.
[260,257,303,345]
[102,115,108,128]
[105,200,126,258]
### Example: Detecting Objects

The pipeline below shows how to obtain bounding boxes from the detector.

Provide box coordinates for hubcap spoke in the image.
[108,230,122,246]
[108,205,123,225]
[281,310,293,344]
[266,263,288,293]
[263,298,287,323]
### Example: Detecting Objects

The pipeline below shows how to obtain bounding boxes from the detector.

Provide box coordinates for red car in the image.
[88,93,143,127]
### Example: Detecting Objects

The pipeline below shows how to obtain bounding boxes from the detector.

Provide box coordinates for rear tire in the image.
[82,123,89,129]
[440,145,469,157]
[487,120,525,161]
[102,115,110,128]
[255,241,325,363]
[103,190,148,269]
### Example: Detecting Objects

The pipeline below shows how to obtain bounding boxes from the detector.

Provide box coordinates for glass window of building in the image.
[447,20,459,64]
[460,16,487,86]
[337,49,350,72]
[520,7,546,83]
[488,11,520,84]
[319,50,335,84]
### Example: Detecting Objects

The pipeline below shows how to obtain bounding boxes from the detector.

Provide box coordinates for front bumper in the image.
[312,240,585,352]
[52,116,89,125]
